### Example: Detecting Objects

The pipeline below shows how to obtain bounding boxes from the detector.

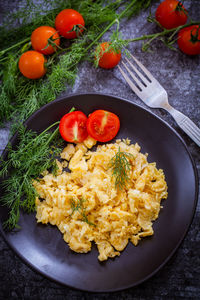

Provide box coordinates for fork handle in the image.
[164,105,200,147]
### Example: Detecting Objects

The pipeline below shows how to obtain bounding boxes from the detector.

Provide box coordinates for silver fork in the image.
[118,53,200,147]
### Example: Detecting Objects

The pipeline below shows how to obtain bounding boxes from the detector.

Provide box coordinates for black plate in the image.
[0,93,198,292]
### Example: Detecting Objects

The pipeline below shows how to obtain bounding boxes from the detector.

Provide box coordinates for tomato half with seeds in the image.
[59,111,88,143]
[55,9,85,39]
[31,26,60,55]
[96,42,121,69]
[18,50,47,79]
[178,25,200,55]
[87,110,120,142]
[155,0,187,29]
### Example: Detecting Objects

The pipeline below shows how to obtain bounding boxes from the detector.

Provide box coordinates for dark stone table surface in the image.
[0,1,199,299]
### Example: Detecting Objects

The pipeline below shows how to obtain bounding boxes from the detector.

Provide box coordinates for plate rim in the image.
[0,92,199,292]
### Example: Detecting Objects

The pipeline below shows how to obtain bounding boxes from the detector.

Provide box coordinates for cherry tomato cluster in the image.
[156,0,200,55]
[59,109,120,143]
[18,8,120,79]
[18,1,199,80]
[18,9,85,79]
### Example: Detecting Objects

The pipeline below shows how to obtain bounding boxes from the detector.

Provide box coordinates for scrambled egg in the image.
[33,137,168,261]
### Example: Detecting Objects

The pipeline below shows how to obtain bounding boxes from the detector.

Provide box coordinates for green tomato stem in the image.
[124,21,200,43]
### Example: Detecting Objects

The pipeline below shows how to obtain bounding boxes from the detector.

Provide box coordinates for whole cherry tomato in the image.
[178,25,200,55]
[155,0,187,29]
[59,111,88,143]
[96,42,121,69]
[55,9,85,39]
[87,110,120,142]
[18,51,47,79]
[31,26,60,55]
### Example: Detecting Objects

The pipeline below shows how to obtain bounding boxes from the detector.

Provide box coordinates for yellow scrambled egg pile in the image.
[33,137,168,261]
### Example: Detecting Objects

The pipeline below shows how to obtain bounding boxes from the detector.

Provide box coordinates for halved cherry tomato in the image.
[18,50,47,79]
[178,25,200,55]
[59,111,88,143]
[87,110,120,142]
[96,42,121,69]
[55,9,85,39]
[31,26,60,55]
[155,0,187,29]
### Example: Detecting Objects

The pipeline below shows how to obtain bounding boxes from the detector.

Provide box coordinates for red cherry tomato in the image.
[155,0,187,29]
[178,25,200,55]
[55,9,85,39]
[87,110,120,142]
[96,42,121,69]
[31,26,60,55]
[18,50,47,79]
[59,111,88,143]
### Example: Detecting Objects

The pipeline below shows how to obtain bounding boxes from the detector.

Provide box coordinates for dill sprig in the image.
[0,121,63,229]
[109,147,134,190]
[70,197,95,226]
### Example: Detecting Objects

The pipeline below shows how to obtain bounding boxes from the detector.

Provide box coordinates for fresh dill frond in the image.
[70,197,95,226]
[0,87,13,126]
[0,121,63,229]
[109,147,134,190]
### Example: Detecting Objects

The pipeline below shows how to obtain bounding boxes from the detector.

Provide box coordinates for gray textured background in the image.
[0,0,200,299]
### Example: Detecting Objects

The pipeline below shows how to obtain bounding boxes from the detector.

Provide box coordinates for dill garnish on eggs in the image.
[70,198,95,226]
[109,147,134,190]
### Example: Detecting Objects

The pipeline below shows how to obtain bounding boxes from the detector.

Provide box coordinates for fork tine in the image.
[118,65,142,97]
[121,61,145,90]
[125,57,150,86]
[128,52,156,82]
